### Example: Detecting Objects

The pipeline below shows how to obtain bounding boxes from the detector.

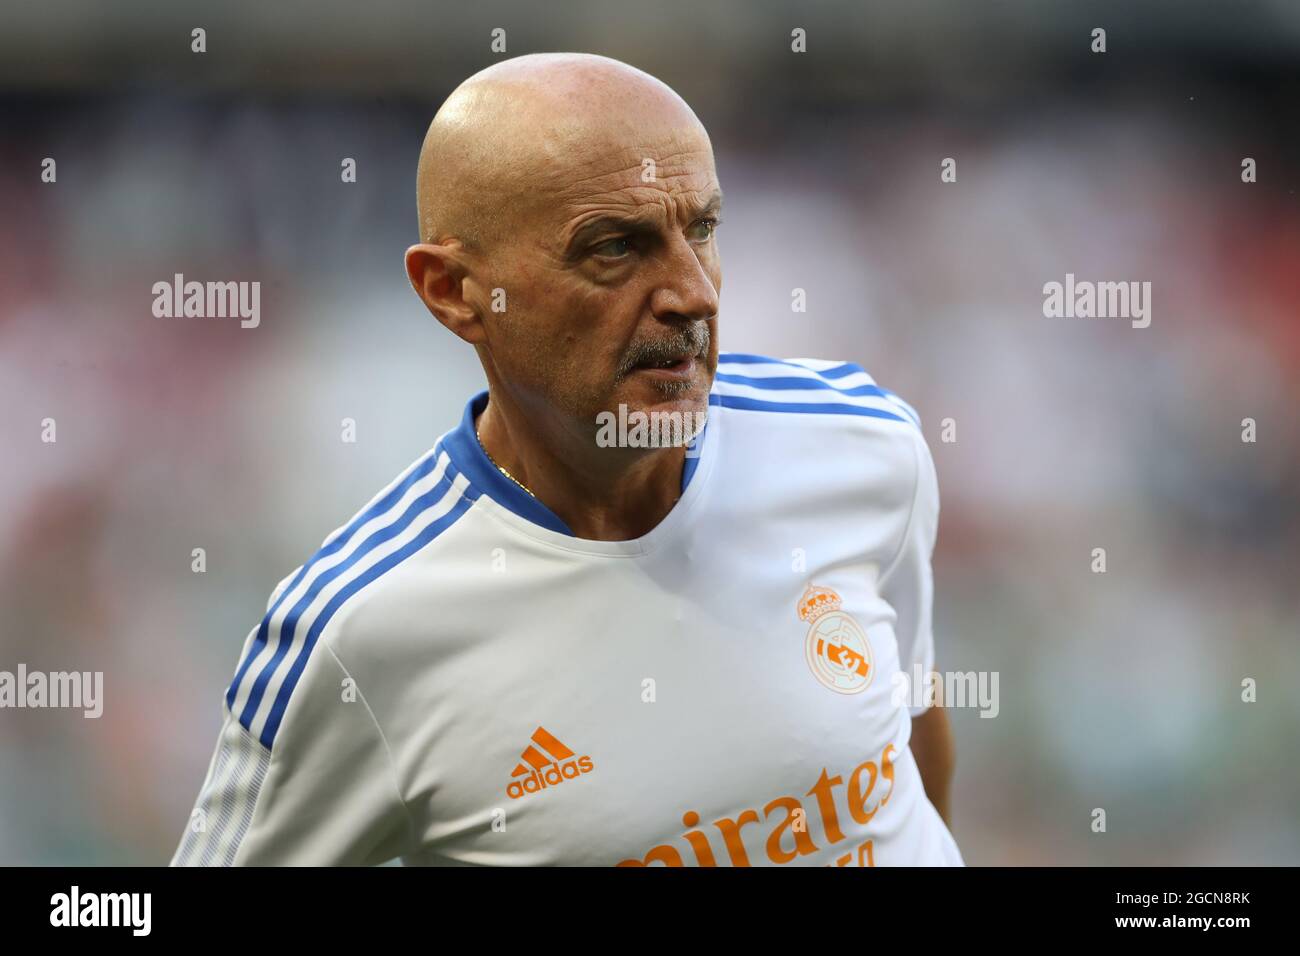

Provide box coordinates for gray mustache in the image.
[616,323,710,379]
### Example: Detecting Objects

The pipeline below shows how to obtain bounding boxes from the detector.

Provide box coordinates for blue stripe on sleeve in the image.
[708,392,909,424]
[714,371,888,398]
[258,484,477,748]
[225,446,445,713]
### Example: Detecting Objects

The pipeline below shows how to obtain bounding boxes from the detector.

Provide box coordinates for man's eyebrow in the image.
[564,213,655,255]
[694,189,724,218]
[562,189,725,257]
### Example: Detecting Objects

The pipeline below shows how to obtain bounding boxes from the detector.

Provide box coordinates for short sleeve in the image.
[170,639,412,866]
[878,427,940,717]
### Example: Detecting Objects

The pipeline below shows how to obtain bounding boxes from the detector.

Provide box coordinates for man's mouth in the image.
[618,323,711,383]
[631,351,699,378]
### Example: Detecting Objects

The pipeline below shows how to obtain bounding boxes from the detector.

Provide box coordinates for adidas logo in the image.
[506,726,595,800]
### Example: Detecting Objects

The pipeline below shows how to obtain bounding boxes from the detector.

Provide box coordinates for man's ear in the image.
[404,242,485,344]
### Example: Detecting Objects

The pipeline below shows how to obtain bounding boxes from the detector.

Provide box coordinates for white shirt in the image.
[171,352,963,867]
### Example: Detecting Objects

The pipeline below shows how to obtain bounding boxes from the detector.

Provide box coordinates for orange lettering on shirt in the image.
[763,796,820,864]
[713,809,762,866]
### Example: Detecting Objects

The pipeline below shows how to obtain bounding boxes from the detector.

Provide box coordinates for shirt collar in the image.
[442,390,708,537]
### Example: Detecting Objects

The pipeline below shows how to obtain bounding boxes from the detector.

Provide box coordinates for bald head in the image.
[415,53,711,250]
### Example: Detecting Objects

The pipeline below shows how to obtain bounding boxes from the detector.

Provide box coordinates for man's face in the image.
[478,127,722,442]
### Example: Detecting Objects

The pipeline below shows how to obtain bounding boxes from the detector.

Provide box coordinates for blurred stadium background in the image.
[1,0,1297,864]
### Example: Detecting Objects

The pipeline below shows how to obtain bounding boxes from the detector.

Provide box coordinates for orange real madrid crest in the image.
[797,584,874,694]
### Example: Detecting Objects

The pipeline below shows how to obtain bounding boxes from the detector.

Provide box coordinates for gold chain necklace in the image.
[476,427,536,498]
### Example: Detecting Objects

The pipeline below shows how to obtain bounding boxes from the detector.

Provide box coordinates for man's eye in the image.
[591,237,632,258]
[688,218,721,242]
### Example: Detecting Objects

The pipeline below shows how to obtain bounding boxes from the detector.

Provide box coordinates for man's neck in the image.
[474,392,686,541]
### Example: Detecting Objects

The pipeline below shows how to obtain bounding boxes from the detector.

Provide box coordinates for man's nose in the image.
[649,235,720,322]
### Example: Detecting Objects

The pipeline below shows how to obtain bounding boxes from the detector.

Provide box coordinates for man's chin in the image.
[596,371,713,449]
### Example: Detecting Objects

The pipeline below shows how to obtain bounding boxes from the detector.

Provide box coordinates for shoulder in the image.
[712,352,922,430]
[225,440,478,748]
[710,352,934,517]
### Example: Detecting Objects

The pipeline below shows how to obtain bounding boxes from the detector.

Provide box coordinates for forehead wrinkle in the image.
[554,168,718,224]
[565,181,714,225]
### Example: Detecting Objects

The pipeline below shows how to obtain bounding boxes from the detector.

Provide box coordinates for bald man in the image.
[171,53,962,867]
